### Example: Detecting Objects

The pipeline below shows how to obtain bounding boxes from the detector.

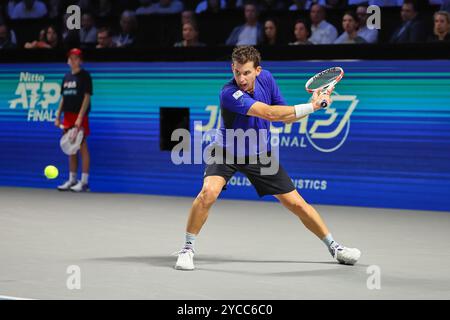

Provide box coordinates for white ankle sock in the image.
[69,172,77,182]
[322,234,342,255]
[81,173,89,185]
[184,232,196,250]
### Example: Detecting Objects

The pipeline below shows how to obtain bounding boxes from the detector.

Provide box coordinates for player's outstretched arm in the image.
[247,91,331,122]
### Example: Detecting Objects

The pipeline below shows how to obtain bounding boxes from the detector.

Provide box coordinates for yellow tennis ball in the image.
[44,165,59,179]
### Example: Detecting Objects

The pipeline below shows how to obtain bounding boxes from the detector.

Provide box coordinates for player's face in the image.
[232,61,262,93]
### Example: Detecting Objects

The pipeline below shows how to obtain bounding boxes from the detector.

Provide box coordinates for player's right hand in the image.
[312,90,332,109]
[54,119,61,127]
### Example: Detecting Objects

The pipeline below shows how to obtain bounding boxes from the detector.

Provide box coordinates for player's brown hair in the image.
[231,46,261,68]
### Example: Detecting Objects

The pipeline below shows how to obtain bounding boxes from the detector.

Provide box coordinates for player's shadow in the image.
[89,255,333,266]
[87,255,367,276]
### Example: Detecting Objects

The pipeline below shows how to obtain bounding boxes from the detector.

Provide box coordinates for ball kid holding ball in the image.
[54,48,93,192]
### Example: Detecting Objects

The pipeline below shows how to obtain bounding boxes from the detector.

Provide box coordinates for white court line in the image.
[0,295,33,300]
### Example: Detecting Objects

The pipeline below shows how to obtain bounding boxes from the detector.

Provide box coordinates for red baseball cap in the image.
[67,48,83,58]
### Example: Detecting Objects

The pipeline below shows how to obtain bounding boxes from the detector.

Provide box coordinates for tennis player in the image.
[55,48,93,192]
[175,46,361,270]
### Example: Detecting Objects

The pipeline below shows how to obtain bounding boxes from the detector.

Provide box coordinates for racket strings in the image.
[309,71,341,90]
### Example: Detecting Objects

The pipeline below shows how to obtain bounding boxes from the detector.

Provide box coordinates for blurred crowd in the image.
[0,0,449,50]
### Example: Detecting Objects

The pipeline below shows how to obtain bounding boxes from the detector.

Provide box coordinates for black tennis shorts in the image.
[204,150,296,197]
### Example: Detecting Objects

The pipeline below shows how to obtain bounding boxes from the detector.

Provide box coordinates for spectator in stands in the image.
[369,0,402,6]
[428,10,450,41]
[181,10,196,25]
[0,23,17,49]
[347,0,366,4]
[38,27,45,41]
[441,0,450,12]
[79,13,97,49]
[324,0,347,9]
[9,0,47,19]
[96,27,116,48]
[114,0,141,15]
[289,0,325,11]
[335,11,367,44]
[262,18,283,45]
[230,0,245,9]
[144,0,184,14]
[113,11,138,48]
[259,0,287,11]
[174,21,206,46]
[390,0,427,43]
[7,1,21,19]
[48,0,63,18]
[77,0,95,13]
[225,2,263,46]
[24,25,61,49]
[308,4,338,44]
[98,0,113,17]
[136,0,153,15]
[196,0,226,14]
[356,4,379,43]
[289,19,313,45]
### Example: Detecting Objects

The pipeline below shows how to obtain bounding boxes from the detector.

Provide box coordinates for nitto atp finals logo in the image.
[8,72,61,122]
[196,90,359,153]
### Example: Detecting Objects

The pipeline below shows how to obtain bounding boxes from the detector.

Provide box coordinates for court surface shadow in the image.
[86,255,368,277]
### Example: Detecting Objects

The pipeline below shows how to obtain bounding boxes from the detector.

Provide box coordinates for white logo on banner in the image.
[8,72,61,122]
[303,91,359,153]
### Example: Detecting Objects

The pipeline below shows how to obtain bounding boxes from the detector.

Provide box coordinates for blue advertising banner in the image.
[1,60,449,211]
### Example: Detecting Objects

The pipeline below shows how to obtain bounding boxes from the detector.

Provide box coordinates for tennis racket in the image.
[305,67,344,108]
[59,126,84,155]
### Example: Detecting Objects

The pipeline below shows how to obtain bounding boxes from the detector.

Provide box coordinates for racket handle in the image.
[320,100,328,108]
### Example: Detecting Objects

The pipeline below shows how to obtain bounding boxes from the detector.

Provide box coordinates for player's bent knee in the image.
[197,186,220,207]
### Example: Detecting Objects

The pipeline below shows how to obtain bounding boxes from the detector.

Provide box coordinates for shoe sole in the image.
[338,259,358,265]
[174,266,195,271]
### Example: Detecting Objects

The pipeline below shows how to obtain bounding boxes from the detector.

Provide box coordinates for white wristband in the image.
[294,103,314,118]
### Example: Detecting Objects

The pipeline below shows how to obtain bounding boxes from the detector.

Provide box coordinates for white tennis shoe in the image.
[70,181,90,192]
[57,180,77,191]
[174,247,195,270]
[330,243,361,265]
